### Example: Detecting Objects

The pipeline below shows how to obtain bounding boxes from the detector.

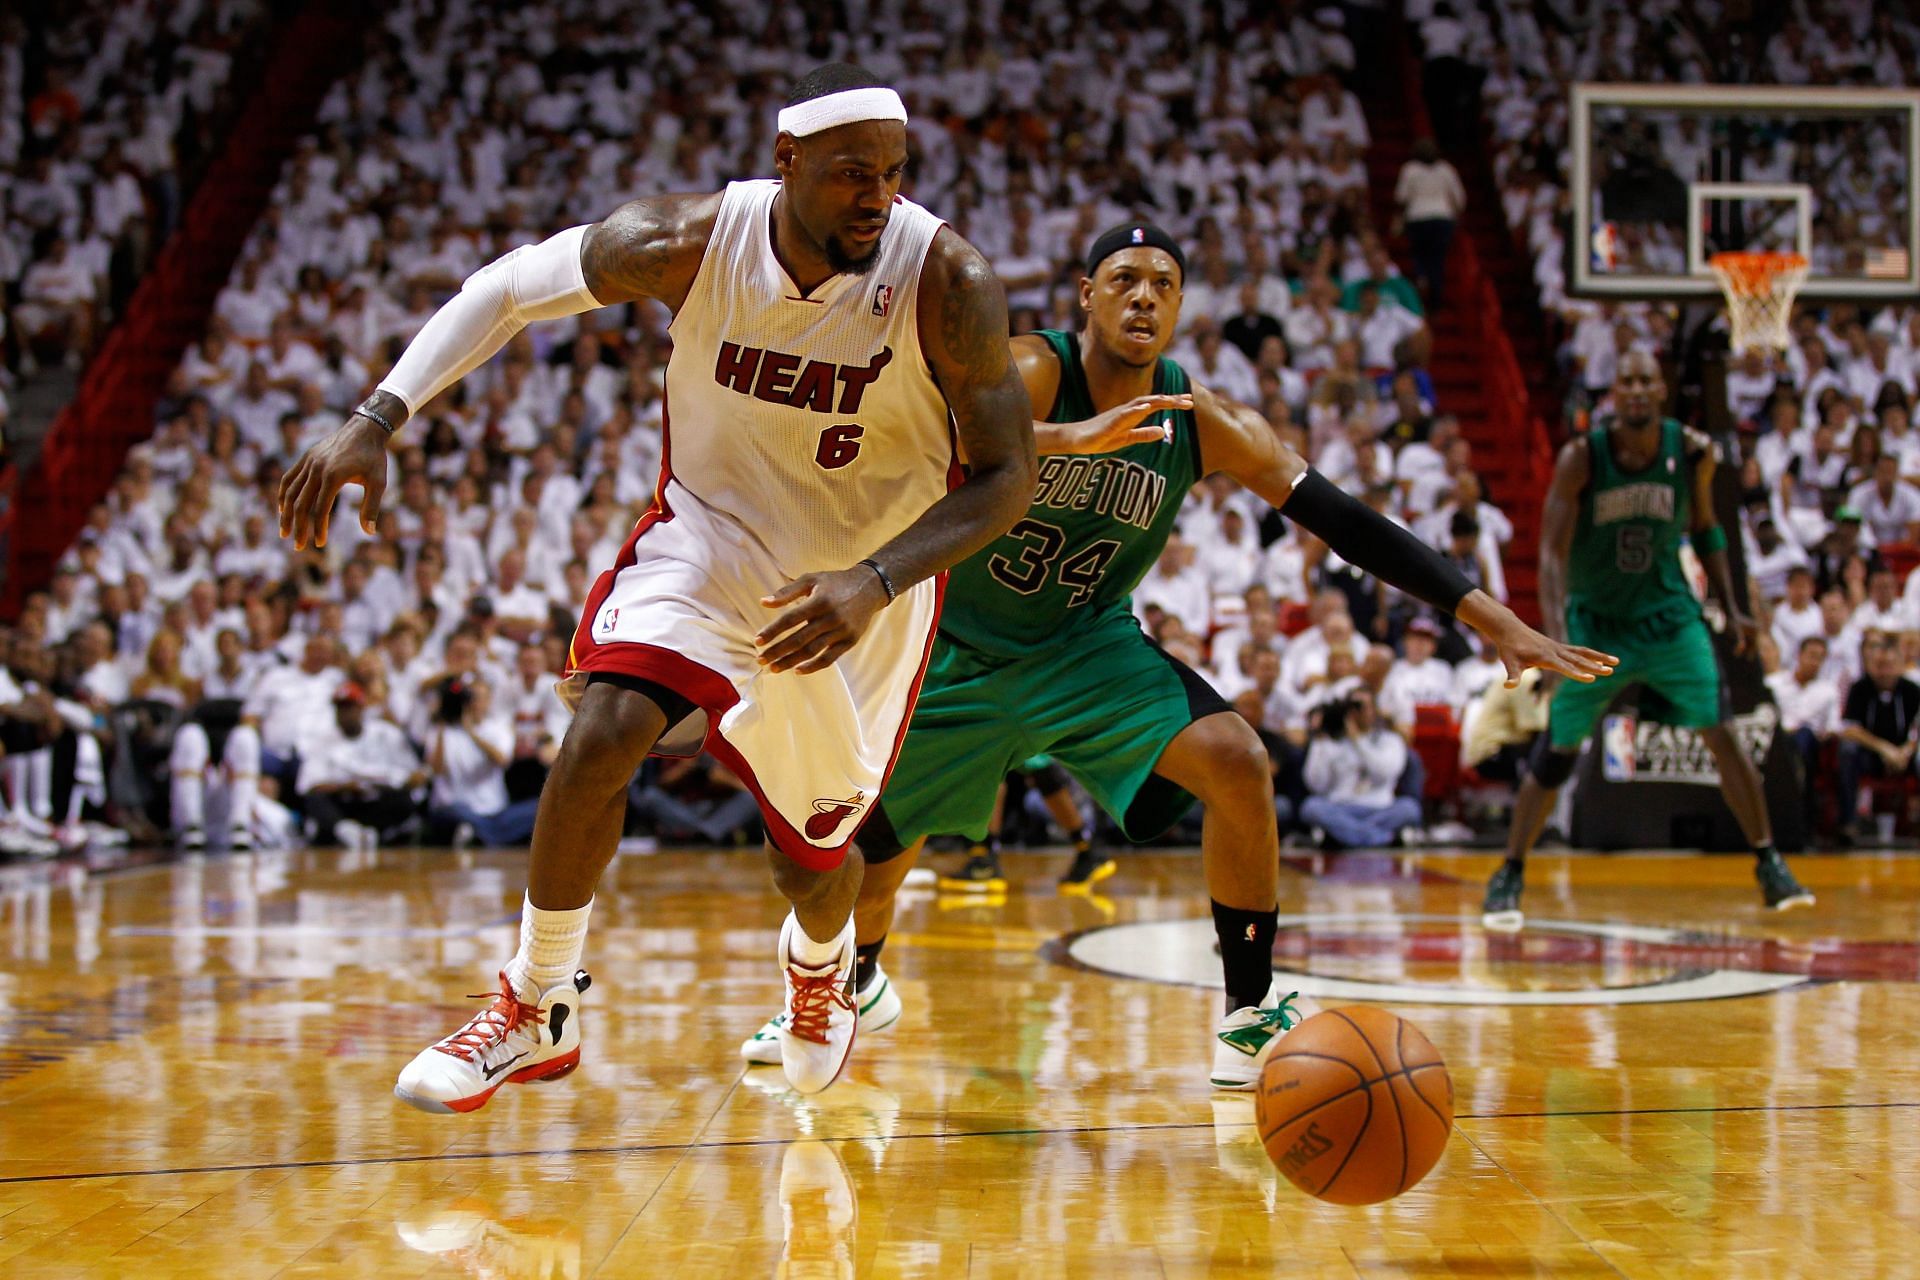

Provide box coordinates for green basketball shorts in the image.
[1548,611,1724,750]
[861,609,1229,856]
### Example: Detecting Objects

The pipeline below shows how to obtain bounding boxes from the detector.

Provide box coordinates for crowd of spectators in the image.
[0,0,274,388]
[1361,0,1920,843]
[0,0,1538,859]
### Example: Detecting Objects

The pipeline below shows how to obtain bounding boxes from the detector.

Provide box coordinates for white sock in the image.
[786,911,850,967]
[505,893,592,999]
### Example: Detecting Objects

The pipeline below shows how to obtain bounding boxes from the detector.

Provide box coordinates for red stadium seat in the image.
[1880,542,1920,590]
[1411,703,1461,802]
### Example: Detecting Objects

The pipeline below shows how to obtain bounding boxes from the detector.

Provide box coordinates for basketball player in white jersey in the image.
[278,65,1036,1109]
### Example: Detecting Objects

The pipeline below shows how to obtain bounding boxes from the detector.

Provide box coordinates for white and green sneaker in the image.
[742,963,903,1066]
[1209,982,1302,1090]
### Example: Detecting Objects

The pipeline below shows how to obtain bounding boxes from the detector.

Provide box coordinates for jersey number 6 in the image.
[816,423,865,470]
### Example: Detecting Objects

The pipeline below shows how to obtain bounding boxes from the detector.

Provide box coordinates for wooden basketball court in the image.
[0,844,1912,1276]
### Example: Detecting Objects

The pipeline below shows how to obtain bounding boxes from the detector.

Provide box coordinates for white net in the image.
[1709,252,1809,355]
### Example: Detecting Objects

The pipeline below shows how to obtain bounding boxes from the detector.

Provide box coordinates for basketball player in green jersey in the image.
[743,224,1616,1088]
[1481,350,1814,932]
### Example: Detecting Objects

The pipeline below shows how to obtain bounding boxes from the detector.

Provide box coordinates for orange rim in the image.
[1709,251,1809,296]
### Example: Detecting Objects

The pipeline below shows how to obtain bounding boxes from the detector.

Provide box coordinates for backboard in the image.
[1570,83,1920,302]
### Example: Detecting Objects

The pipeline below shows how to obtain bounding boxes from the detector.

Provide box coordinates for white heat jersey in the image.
[663,179,953,575]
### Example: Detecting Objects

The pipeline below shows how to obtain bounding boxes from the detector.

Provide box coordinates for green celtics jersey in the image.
[938,329,1202,657]
[1568,417,1700,629]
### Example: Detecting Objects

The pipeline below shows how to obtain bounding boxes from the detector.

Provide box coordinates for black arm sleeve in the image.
[1282,469,1476,616]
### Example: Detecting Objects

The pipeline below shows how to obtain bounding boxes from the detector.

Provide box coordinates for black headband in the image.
[1086,223,1187,281]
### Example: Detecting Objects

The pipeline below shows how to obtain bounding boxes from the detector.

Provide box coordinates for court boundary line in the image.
[6,1100,1917,1186]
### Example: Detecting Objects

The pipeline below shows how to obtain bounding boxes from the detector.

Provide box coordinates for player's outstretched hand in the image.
[1458,591,1617,688]
[1064,393,1193,454]
[277,416,389,550]
[1492,622,1617,688]
[756,567,890,674]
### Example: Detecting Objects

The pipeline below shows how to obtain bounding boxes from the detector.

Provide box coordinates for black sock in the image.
[1212,900,1278,1014]
[978,835,1002,859]
[1753,843,1777,863]
[1504,856,1526,873]
[1073,824,1093,851]
[855,938,886,993]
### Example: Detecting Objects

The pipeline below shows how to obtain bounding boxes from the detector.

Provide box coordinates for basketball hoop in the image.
[1709,251,1808,355]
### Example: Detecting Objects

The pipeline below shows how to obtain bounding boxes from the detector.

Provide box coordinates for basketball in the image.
[1255,1008,1453,1206]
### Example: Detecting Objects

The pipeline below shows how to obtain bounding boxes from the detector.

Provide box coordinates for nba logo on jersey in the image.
[1131,228,1145,244]
[872,284,893,317]
[598,607,619,635]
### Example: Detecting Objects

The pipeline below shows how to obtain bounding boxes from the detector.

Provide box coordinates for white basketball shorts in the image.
[565,480,941,869]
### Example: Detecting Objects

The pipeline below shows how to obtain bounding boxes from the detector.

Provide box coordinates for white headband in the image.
[777,87,907,137]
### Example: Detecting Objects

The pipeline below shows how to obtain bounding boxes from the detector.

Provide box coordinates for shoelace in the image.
[1236,996,1301,1037]
[786,967,855,1046]
[434,971,546,1062]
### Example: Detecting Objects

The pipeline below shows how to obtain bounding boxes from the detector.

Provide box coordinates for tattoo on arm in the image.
[940,254,1018,387]
[579,194,714,308]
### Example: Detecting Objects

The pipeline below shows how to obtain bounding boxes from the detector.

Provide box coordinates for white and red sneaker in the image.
[740,962,901,1066]
[394,969,590,1114]
[778,913,857,1095]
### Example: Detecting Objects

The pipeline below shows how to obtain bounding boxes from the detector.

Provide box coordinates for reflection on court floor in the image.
[0,846,1913,1276]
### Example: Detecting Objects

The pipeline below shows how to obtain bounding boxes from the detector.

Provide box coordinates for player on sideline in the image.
[1480,350,1815,932]
[278,65,1037,1108]
[738,225,1616,1088]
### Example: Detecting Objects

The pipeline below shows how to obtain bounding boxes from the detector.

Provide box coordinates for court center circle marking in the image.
[1062,914,1813,1006]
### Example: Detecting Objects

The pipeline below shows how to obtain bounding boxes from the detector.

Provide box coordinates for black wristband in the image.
[356,400,398,435]
[859,557,898,603]
[1282,469,1476,615]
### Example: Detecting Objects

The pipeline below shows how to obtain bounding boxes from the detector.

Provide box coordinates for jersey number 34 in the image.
[988,519,1122,606]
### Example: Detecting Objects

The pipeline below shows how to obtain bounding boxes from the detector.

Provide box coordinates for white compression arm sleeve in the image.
[375,223,600,417]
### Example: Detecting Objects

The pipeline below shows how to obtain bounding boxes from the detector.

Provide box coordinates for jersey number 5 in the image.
[816,424,864,470]
[987,519,1121,605]
[1615,525,1652,574]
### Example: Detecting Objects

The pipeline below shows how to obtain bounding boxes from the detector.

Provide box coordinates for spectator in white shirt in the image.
[1848,455,1920,547]
[504,643,570,801]
[1394,138,1465,309]
[1209,584,1282,680]
[199,629,259,702]
[1724,346,1783,427]
[1744,515,1808,605]
[1318,413,1395,494]
[1856,567,1918,640]
[1300,687,1422,849]
[296,682,423,848]
[242,633,342,784]
[1352,284,1426,370]
[1134,536,1211,639]
[72,622,131,707]
[1767,633,1841,816]
[1282,601,1370,698]
[1771,567,1825,662]
[426,676,538,847]
[1451,633,1506,709]
[1815,587,1866,689]
[1179,323,1262,408]
[1378,618,1457,737]
[16,236,98,366]
[1199,506,1265,601]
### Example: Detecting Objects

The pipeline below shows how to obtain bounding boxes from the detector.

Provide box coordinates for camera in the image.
[1318,696,1351,741]
[435,675,472,725]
